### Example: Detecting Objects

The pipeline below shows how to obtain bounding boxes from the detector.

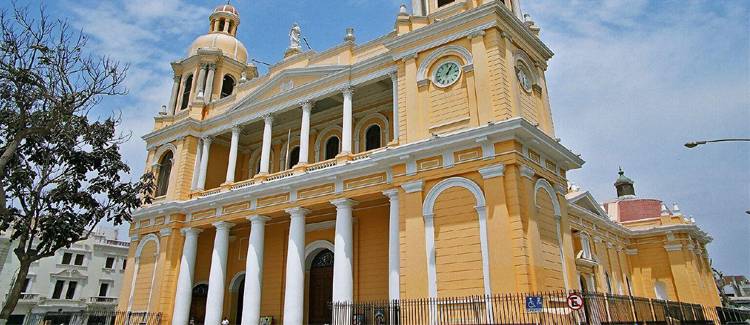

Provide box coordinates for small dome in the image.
[213,4,239,16]
[614,168,636,198]
[188,33,248,63]
[614,168,634,186]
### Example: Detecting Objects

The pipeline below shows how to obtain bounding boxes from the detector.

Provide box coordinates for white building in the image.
[0,227,129,325]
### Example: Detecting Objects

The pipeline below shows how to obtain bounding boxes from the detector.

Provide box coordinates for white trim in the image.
[315,126,343,161]
[303,240,335,271]
[422,177,491,298]
[228,271,246,292]
[417,46,473,82]
[150,143,178,167]
[353,112,390,153]
[533,178,569,290]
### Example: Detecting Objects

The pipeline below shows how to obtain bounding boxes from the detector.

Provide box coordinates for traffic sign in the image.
[526,296,543,313]
[567,293,584,311]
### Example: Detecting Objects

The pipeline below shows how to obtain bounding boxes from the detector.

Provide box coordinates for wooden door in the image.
[308,250,334,325]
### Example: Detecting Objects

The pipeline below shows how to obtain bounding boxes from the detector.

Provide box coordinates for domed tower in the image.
[164,3,257,116]
[614,168,636,198]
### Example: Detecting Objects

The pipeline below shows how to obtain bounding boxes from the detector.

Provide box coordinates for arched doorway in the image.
[190,284,208,325]
[308,249,334,325]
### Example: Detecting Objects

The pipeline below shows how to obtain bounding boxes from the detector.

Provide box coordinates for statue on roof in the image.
[289,23,301,50]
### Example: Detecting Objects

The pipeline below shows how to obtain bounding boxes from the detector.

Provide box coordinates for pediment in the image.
[239,65,348,105]
[51,268,87,279]
[567,191,608,219]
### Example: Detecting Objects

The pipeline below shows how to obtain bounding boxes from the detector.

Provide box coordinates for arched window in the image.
[221,75,235,98]
[580,275,588,292]
[156,152,173,197]
[325,137,340,160]
[288,146,300,169]
[605,272,613,294]
[218,19,225,32]
[181,75,193,110]
[654,280,669,300]
[227,21,234,34]
[364,125,381,151]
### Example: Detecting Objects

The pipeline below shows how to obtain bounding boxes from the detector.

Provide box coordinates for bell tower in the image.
[411,0,523,18]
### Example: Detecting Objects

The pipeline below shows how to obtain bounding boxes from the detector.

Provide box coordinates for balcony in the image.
[14,293,40,304]
[38,297,87,308]
[89,296,118,305]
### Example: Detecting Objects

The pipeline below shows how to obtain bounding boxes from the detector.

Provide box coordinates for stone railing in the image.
[306,159,337,172]
[266,170,294,182]
[230,179,256,190]
[89,296,118,304]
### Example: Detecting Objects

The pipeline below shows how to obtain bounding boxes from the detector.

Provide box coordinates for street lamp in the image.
[684,138,750,148]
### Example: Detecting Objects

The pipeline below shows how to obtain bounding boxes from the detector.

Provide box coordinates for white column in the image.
[259,114,273,175]
[242,215,270,325]
[383,190,400,301]
[171,228,202,325]
[297,101,313,166]
[282,207,309,324]
[203,64,216,104]
[197,136,212,190]
[331,198,356,303]
[389,72,399,144]
[341,87,354,155]
[204,221,234,325]
[225,126,241,184]
[191,138,204,190]
[195,64,208,100]
[168,74,181,115]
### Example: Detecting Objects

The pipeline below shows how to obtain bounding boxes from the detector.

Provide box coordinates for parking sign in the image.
[526,296,543,313]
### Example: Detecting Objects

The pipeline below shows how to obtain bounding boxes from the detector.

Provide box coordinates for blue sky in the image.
[8,0,748,276]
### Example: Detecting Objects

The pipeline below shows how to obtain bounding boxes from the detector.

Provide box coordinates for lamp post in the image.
[684,138,750,148]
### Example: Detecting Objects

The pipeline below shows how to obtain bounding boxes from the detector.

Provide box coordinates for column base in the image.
[292,164,308,175]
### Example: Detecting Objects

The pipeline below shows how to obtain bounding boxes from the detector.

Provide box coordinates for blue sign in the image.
[526,296,543,313]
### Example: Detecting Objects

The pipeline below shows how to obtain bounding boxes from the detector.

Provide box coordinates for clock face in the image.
[433,61,461,87]
[517,68,532,92]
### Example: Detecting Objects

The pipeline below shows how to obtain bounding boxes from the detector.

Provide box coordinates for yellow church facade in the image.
[118,1,721,324]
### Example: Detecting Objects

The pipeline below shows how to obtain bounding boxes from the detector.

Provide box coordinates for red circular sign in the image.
[567,293,584,310]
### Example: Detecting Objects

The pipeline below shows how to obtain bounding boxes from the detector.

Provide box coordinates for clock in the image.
[516,67,532,92]
[432,61,461,87]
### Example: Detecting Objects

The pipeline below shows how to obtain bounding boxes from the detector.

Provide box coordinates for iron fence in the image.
[20,311,162,325]
[331,290,750,325]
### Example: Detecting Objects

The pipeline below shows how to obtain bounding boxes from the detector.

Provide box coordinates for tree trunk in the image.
[0,258,32,321]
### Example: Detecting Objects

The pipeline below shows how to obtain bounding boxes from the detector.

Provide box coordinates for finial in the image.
[344,27,355,43]
[159,105,167,115]
[618,166,624,176]
[672,203,682,215]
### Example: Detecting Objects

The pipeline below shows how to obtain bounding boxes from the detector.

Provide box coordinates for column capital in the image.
[285,207,311,218]
[382,189,400,200]
[468,30,486,39]
[173,74,182,82]
[263,114,274,125]
[478,163,505,179]
[389,71,398,82]
[181,227,203,237]
[248,215,271,224]
[300,100,314,111]
[400,180,424,193]
[207,63,217,71]
[340,86,354,97]
[331,198,357,208]
[202,136,214,144]
[231,125,242,134]
[212,221,235,231]
[519,164,535,179]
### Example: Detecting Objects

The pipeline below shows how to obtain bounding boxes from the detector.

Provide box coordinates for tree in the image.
[0,4,154,320]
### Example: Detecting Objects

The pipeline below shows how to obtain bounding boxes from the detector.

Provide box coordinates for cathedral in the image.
[117,1,721,324]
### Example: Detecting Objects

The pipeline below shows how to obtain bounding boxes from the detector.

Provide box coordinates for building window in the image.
[365,125,381,151]
[221,75,235,98]
[122,259,127,270]
[52,280,65,299]
[105,257,115,269]
[581,235,593,260]
[156,151,173,197]
[74,254,84,266]
[605,272,612,294]
[325,136,340,160]
[654,280,669,300]
[288,146,300,169]
[65,281,77,299]
[61,252,72,265]
[181,75,193,110]
[218,19,225,32]
[437,0,454,7]
[98,283,110,297]
[21,278,31,293]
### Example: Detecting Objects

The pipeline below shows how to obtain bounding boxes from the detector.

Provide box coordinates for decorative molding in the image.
[416,45,474,81]
[664,243,683,252]
[382,189,399,200]
[478,164,505,179]
[306,220,335,233]
[625,248,638,256]
[400,180,424,193]
[159,228,172,237]
[520,165,535,179]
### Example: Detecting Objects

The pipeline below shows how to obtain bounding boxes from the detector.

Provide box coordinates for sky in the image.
[6,0,748,276]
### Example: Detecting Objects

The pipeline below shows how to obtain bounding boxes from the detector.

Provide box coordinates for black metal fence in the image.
[331,291,750,325]
[20,311,162,325]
